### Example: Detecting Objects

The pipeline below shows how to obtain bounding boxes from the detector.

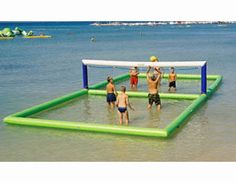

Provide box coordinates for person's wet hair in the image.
[151,75,156,81]
[107,76,112,82]
[121,85,126,92]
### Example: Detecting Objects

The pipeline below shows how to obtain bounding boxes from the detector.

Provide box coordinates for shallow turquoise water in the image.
[31,93,192,129]
[0,22,235,161]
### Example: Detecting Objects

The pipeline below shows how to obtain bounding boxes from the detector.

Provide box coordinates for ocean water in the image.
[0,22,235,161]
[31,92,193,129]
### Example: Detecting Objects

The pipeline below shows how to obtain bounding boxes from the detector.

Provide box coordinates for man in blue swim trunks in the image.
[106,76,118,108]
[116,86,134,125]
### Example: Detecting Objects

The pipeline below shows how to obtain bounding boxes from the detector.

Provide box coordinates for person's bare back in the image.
[106,76,117,108]
[116,86,134,125]
[106,82,115,93]
[117,93,128,108]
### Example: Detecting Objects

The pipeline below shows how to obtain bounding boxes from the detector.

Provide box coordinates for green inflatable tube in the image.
[165,75,222,136]
[165,94,207,136]
[138,73,220,80]
[207,75,223,96]
[8,73,129,118]
[88,89,199,100]
[10,89,88,117]
[3,73,222,138]
[89,73,129,89]
[4,117,168,137]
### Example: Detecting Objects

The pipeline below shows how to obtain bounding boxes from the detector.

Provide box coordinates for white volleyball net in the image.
[82,59,207,94]
[82,59,206,68]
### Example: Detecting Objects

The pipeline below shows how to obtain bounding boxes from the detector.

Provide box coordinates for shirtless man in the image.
[168,67,177,92]
[146,66,162,111]
[106,76,118,108]
[129,66,139,89]
[116,86,134,125]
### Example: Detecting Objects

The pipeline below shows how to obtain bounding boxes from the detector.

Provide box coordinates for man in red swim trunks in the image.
[130,66,139,89]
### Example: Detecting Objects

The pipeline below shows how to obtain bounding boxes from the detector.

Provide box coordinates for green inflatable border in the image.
[3,73,222,138]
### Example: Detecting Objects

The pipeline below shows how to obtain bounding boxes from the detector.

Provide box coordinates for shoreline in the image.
[90,21,235,26]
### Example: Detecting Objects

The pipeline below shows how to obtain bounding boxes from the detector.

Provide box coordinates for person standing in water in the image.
[168,67,177,92]
[116,86,134,125]
[106,76,118,108]
[129,66,139,89]
[146,66,162,111]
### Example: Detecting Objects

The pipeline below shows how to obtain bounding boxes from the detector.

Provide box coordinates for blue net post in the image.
[201,63,207,94]
[82,63,88,89]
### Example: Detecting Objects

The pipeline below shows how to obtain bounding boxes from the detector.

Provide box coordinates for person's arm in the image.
[174,74,177,81]
[113,85,118,96]
[155,73,161,83]
[168,73,171,82]
[126,96,134,111]
[155,67,162,74]
[115,95,119,107]
[146,66,151,80]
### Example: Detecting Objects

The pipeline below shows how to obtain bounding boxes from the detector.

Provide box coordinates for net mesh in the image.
[84,60,206,94]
